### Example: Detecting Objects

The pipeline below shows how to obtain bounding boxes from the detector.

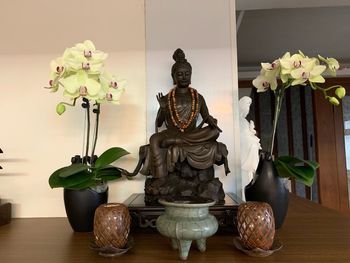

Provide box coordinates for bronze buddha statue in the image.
[127,49,229,204]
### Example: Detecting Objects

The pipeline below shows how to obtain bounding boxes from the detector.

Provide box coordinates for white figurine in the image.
[239,96,261,195]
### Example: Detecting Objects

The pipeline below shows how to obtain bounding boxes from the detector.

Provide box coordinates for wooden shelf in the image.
[1,194,350,262]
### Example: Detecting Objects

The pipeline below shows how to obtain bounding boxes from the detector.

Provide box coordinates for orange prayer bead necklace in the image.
[167,87,199,132]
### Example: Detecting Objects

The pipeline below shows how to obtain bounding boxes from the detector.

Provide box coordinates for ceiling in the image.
[236,1,350,72]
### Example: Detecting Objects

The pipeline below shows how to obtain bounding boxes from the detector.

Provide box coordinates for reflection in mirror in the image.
[238,85,318,202]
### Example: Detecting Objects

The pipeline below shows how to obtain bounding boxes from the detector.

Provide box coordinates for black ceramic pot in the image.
[244,152,289,229]
[64,188,108,232]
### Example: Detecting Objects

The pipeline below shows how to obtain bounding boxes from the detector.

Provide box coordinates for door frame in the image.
[313,77,350,214]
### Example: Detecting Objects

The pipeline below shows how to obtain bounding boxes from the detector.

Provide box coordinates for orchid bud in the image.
[335,87,346,99]
[328,97,340,106]
[56,103,66,115]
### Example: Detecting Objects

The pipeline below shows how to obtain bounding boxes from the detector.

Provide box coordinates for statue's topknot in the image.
[173,48,187,63]
[171,48,192,84]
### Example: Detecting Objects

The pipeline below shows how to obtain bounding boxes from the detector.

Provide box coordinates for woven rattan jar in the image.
[237,202,275,250]
[93,203,131,248]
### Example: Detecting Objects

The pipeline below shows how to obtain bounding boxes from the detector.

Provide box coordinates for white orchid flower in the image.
[298,50,306,58]
[47,40,126,115]
[97,72,126,104]
[63,40,107,74]
[290,60,326,86]
[261,59,280,78]
[318,55,339,76]
[280,53,309,75]
[48,57,66,92]
[61,70,101,100]
[252,74,277,92]
[50,57,65,75]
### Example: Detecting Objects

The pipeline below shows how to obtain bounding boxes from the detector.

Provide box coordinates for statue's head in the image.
[239,96,252,118]
[171,48,192,87]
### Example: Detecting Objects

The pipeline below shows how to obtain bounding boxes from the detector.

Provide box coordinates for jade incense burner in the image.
[156,198,218,260]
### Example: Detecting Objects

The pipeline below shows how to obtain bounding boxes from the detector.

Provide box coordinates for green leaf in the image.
[96,166,122,182]
[275,156,319,187]
[94,147,129,169]
[49,170,93,189]
[51,163,88,178]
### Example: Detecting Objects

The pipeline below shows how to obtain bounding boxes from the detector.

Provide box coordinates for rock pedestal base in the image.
[144,161,225,205]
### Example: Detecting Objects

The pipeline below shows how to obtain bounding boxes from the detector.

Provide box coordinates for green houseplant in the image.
[45,40,128,231]
[245,51,345,228]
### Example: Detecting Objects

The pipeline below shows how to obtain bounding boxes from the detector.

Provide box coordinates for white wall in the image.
[0,0,240,217]
[0,0,146,217]
[236,0,350,10]
[145,0,240,195]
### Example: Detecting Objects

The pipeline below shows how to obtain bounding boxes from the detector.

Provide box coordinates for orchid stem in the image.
[83,99,91,165]
[91,103,101,163]
[59,99,77,107]
[269,88,285,154]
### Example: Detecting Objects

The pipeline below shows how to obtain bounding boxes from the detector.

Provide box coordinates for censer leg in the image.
[178,240,192,260]
[196,238,206,252]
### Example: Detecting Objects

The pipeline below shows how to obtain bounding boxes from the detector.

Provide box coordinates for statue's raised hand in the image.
[156,92,167,109]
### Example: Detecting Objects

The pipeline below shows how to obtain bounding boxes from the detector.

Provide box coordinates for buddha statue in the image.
[126,49,230,204]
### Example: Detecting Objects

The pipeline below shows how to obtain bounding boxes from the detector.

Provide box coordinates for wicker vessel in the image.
[94,203,131,248]
[237,201,275,250]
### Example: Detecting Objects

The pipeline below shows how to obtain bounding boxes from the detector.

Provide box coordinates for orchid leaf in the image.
[49,170,93,189]
[52,163,88,178]
[274,156,319,187]
[94,147,129,169]
[96,166,122,181]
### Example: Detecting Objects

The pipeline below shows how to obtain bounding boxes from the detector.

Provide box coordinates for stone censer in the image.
[156,198,218,260]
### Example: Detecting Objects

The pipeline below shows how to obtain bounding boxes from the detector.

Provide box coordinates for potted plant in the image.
[245,51,346,228]
[45,40,129,232]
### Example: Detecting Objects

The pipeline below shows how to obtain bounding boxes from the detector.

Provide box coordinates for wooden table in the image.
[0,194,350,262]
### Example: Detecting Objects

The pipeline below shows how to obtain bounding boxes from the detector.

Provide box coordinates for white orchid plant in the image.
[252,51,346,186]
[46,40,129,190]
[48,40,126,112]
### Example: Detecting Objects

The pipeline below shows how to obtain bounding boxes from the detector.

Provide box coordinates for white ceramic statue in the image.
[239,96,261,196]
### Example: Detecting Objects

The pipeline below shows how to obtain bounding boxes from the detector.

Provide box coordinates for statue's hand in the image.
[156,92,167,109]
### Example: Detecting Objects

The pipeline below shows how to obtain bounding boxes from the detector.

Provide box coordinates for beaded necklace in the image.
[167,87,199,132]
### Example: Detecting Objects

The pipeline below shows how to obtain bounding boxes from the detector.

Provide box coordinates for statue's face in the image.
[174,66,191,88]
